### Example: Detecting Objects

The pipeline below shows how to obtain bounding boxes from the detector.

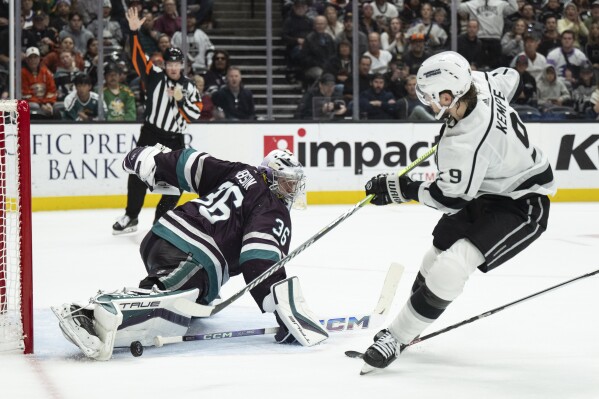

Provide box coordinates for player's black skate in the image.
[361,329,401,374]
[112,215,138,235]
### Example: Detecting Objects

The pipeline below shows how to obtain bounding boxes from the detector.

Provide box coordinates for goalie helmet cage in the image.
[0,100,33,354]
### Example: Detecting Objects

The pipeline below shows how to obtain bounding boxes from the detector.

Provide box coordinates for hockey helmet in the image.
[415,51,472,119]
[259,149,306,209]
[163,47,184,64]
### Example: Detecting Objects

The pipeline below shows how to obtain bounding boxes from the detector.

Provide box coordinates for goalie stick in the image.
[174,146,437,318]
[345,267,599,364]
[147,263,404,352]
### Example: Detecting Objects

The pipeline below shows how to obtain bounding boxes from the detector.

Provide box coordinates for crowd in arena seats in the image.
[286,0,599,120]
[5,0,599,121]
[2,0,258,121]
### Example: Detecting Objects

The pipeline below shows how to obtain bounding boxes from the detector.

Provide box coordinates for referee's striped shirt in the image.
[131,31,202,133]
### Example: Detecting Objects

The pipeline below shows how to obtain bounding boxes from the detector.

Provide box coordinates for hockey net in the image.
[0,100,33,354]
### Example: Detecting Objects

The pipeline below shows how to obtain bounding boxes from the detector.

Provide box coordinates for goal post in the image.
[0,100,33,354]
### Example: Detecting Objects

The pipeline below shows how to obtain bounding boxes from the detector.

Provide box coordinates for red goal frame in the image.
[0,100,33,354]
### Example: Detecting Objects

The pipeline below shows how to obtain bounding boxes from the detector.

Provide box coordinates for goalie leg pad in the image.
[271,277,329,347]
[53,287,199,360]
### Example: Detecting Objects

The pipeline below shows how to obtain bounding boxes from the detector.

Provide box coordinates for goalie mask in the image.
[259,149,306,209]
[415,51,472,119]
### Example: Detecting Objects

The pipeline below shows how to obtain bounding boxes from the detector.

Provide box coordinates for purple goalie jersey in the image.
[150,148,291,307]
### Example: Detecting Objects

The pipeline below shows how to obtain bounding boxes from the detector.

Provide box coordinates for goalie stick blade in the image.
[173,299,214,318]
[372,263,404,317]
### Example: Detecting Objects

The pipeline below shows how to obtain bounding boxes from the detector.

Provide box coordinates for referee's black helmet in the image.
[163,47,184,63]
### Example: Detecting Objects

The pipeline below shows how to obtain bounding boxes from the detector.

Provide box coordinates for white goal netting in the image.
[0,100,30,353]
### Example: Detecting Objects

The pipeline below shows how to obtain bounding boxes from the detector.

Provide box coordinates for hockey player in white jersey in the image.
[360,51,557,373]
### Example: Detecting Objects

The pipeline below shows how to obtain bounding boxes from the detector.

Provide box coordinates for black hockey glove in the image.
[274,312,298,344]
[365,173,412,205]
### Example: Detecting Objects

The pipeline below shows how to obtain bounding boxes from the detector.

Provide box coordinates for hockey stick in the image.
[346,268,599,360]
[154,263,404,349]
[174,146,437,318]
[400,268,599,351]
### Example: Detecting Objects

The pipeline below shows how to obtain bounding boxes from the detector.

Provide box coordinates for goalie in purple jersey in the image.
[51,146,329,360]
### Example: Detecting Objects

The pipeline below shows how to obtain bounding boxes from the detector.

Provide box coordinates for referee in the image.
[113,7,203,235]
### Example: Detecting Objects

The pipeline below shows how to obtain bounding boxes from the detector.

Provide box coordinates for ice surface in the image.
[1,203,598,399]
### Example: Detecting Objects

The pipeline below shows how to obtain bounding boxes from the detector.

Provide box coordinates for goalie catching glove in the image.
[262,276,329,346]
[122,144,179,194]
[365,173,413,205]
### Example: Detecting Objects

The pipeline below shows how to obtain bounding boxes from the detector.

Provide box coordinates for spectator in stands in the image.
[193,75,215,121]
[400,0,422,27]
[150,52,165,69]
[547,30,589,77]
[23,11,59,57]
[403,33,429,74]
[22,47,57,118]
[536,63,571,109]
[296,73,347,120]
[395,74,435,120]
[103,63,136,121]
[385,59,410,98]
[458,19,483,68]
[540,0,563,22]
[87,0,124,52]
[501,19,527,65]
[343,55,372,102]
[332,40,353,91]
[571,62,596,115]
[365,32,393,74]
[372,0,400,22]
[212,67,256,120]
[381,17,405,58]
[49,0,71,32]
[59,11,95,54]
[558,2,588,48]
[586,21,599,67]
[538,15,561,56]
[360,2,380,35]
[585,0,599,31]
[42,35,84,73]
[22,0,35,30]
[358,73,396,119]
[586,80,599,118]
[337,11,368,56]
[520,3,545,39]
[512,54,538,106]
[171,13,215,74]
[324,4,343,39]
[137,10,161,55]
[74,0,101,25]
[433,6,450,36]
[54,50,81,101]
[511,33,547,81]
[204,50,230,94]
[154,0,182,38]
[157,33,171,54]
[83,38,99,86]
[406,2,448,53]
[282,0,312,83]
[191,0,215,29]
[63,73,103,121]
[458,0,519,69]
[301,15,338,85]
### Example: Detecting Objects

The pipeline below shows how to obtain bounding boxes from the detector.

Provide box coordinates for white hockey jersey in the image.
[414,68,557,214]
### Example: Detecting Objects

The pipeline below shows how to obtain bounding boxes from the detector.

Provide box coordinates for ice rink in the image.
[1,202,598,399]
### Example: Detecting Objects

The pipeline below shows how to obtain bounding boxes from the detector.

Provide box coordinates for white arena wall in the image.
[27,122,599,211]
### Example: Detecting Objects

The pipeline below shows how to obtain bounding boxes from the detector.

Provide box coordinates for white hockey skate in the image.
[52,287,199,360]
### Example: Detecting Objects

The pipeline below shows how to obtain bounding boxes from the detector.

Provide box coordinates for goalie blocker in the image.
[52,277,326,360]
